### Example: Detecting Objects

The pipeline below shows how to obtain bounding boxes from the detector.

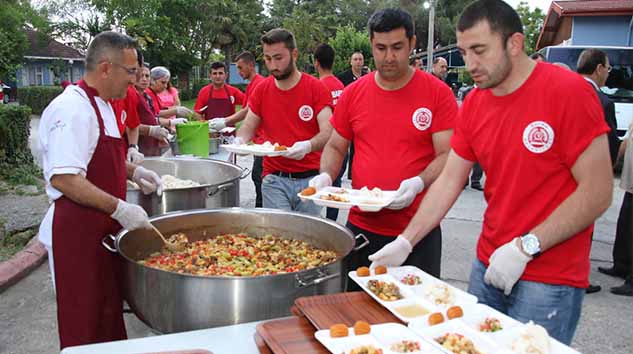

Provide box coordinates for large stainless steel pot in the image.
[102,208,368,334]
[127,157,249,216]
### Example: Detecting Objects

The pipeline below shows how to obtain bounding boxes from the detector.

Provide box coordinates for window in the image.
[35,66,43,85]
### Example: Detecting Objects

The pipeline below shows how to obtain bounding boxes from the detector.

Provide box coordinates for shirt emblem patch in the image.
[298,105,314,121]
[523,121,554,153]
[412,107,432,131]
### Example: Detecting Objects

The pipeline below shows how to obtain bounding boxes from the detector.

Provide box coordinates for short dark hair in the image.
[235,51,256,64]
[210,61,226,72]
[314,44,335,70]
[367,8,414,40]
[457,0,523,45]
[261,28,296,51]
[577,49,608,75]
[530,52,545,61]
[136,48,144,67]
[86,31,137,71]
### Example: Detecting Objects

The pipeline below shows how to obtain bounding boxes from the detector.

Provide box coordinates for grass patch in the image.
[181,99,195,110]
[0,228,37,262]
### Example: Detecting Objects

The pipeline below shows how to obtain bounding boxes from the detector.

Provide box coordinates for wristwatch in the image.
[520,233,541,257]
[129,144,139,150]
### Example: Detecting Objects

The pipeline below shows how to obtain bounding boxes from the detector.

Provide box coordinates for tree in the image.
[328,26,372,75]
[515,1,545,55]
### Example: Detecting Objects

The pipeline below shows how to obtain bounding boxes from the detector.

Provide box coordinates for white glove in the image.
[148,125,169,143]
[387,176,425,210]
[111,199,151,230]
[169,118,188,128]
[484,238,532,295]
[285,140,312,160]
[175,106,193,117]
[209,118,226,131]
[309,172,332,190]
[232,137,244,146]
[368,235,413,268]
[132,166,163,196]
[127,146,144,164]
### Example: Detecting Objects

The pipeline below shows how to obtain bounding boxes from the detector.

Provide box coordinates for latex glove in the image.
[209,118,226,131]
[285,140,312,160]
[309,172,332,190]
[232,137,244,146]
[368,235,413,268]
[127,146,144,164]
[484,238,532,295]
[169,118,187,128]
[175,106,193,117]
[148,125,169,143]
[387,176,425,210]
[111,199,151,230]
[132,166,163,196]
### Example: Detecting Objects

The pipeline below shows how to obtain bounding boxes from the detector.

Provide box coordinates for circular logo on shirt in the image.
[523,121,555,153]
[298,105,314,121]
[120,110,127,125]
[412,107,433,131]
[230,95,235,104]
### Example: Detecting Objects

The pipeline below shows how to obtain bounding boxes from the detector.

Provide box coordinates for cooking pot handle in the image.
[353,233,369,251]
[101,234,118,253]
[240,167,251,179]
[295,270,340,288]
[208,182,235,196]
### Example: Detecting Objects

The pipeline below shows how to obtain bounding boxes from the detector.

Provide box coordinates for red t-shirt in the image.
[245,74,266,144]
[194,84,245,113]
[111,85,140,135]
[320,75,344,107]
[144,88,164,116]
[331,70,457,235]
[451,62,609,288]
[248,74,333,175]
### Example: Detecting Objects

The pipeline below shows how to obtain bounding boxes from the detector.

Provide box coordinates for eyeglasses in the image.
[110,62,138,75]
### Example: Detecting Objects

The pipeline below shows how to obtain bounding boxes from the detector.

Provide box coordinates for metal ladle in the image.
[149,223,186,252]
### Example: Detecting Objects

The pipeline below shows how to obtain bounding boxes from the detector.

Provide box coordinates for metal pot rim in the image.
[113,207,355,280]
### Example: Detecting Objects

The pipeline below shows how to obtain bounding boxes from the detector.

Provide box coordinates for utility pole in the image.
[426,0,435,73]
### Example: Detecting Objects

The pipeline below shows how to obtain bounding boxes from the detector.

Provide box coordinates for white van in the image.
[538,45,633,139]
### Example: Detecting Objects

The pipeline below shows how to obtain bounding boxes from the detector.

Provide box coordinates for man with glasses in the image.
[38,31,162,349]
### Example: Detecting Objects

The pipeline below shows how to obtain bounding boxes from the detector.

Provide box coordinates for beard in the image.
[271,61,295,81]
[473,50,512,89]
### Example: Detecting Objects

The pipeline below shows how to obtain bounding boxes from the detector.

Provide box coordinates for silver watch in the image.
[520,233,541,257]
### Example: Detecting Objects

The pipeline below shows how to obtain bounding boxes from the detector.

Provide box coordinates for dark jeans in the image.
[471,163,483,184]
[326,153,349,221]
[252,156,263,207]
[613,192,633,273]
[344,222,442,291]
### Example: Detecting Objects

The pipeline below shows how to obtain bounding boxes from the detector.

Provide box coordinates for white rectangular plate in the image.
[220,143,288,157]
[298,186,396,212]
[494,325,582,354]
[409,319,500,354]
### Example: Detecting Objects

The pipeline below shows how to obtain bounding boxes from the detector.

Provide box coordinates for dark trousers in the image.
[344,222,442,291]
[252,156,263,207]
[326,153,349,221]
[613,192,633,273]
[471,163,483,184]
[347,143,355,179]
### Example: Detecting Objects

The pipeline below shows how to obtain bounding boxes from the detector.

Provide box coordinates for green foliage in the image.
[17,86,63,115]
[516,1,545,54]
[328,26,372,75]
[41,0,110,53]
[192,79,211,97]
[0,104,40,186]
[0,228,37,262]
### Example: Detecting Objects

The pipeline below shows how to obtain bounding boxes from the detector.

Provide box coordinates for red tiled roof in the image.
[25,29,84,60]
[552,0,633,16]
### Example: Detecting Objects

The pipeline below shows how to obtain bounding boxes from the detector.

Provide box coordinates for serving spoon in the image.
[149,223,187,252]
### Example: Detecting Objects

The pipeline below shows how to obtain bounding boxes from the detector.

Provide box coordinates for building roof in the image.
[536,1,633,50]
[25,29,84,61]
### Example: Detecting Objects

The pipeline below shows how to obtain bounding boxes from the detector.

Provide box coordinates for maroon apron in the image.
[52,80,127,349]
[204,85,235,120]
[137,90,161,156]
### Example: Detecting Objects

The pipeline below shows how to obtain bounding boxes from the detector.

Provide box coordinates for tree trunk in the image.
[223,44,233,83]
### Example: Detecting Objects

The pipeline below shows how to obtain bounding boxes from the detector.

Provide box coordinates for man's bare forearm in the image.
[419,151,448,187]
[126,127,139,145]
[321,138,349,179]
[51,174,119,215]
[309,125,333,152]
[225,108,248,126]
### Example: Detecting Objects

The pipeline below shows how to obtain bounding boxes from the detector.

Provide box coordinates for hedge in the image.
[0,104,39,184]
[17,86,63,115]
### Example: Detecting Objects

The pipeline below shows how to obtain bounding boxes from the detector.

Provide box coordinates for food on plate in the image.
[366,279,403,301]
[446,305,464,320]
[358,186,384,204]
[394,304,429,318]
[424,283,455,306]
[478,317,503,332]
[356,266,370,277]
[274,145,287,151]
[329,323,348,338]
[139,233,338,276]
[428,312,445,326]
[374,265,387,275]
[389,340,421,353]
[349,345,383,354]
[320,193,349,202]
[300,186,317,196]
[353,320,371,335]
[400,274,422,285]
[128,174,201,190]
[435,333,483,354]
[511,321,550,354]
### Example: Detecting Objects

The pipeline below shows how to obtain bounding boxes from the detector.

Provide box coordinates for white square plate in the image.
[298,186,396,212]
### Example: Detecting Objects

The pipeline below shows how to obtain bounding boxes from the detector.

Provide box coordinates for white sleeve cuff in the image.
[47,167,85,180]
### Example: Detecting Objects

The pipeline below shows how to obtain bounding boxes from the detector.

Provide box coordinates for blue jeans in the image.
[262,174,323,216]
[468,259,584,345]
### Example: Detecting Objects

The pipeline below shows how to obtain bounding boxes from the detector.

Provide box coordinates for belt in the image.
[270,170,319,179]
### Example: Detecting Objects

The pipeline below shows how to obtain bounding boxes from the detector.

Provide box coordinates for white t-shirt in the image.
[38,85,121,247]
